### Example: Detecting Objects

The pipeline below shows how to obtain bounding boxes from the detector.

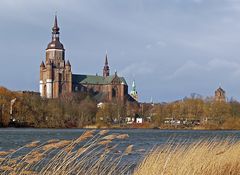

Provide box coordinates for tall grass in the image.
[0,131,240,175]
[0,130,133,175]
[134,139,240,175]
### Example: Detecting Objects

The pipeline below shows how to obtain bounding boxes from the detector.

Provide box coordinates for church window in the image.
[112,88,117,98]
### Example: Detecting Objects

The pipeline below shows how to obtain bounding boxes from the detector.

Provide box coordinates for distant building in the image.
[214,87,226,102]
[136,117,143,124]
[39,16,133,103]
[130,80,138,101]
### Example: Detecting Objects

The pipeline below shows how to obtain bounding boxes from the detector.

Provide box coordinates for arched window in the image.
[112,88,117,98]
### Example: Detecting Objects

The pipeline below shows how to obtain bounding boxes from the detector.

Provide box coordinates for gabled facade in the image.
[40,16,129,103]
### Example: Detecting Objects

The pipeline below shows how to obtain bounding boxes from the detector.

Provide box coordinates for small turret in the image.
[40,61,45,68]
[40,61,45,82]
[66,60,71,71]
[66,60,71,66]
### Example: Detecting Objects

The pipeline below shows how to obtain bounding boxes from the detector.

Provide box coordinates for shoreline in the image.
[0,126,239,131]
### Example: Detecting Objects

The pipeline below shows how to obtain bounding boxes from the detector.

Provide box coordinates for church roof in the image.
[47,40,64,50]
[72,74,127,85]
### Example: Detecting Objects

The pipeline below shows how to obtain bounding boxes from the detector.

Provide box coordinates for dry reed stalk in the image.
[0,165,14,171]
[0,145,33,167]
[6,158,18,164]
[75,130,95,143]
[124,145,133,155]
[63,145,74,153]
[39,135,87,175]
[66,148,106,174]
[61,131,97,155]
[20,170,38,175]
[116,134,129,139]
[102,134,117,140]
[48,132,123,175]
[42,140,71,151]
[24,153,45,164]
[8,149,16,153]
[0,151,11,156]
[25,141,40,148]
[46,139,60,143]
[54,144,104,174]
[98,140,112,145]
[99,130,109,136]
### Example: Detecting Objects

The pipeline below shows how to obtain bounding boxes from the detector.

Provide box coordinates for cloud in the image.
[119,62,156,77]
[146,44,152,49]
[165,59,240,81]
[145,41,167,50]
[192,0,203,3]
[164,60,204,80]
[156,41,167,47]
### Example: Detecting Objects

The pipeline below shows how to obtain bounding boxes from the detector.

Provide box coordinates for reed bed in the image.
[134,139,240,175]
[0,130,133,175]
[0,131,240,175]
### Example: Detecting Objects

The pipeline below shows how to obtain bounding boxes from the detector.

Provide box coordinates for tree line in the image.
[149,96,240,129]
[1,86,240,129]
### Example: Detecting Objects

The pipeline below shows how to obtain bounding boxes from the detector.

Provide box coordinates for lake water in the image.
[1,128,240,165]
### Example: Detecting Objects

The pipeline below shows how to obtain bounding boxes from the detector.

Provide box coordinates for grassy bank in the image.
[0,131,240,175]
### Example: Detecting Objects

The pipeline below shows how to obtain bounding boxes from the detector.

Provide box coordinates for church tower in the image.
[40,15,72,98]
[214,86,226,102]
[103,52,110,77]
[130,80,138,101]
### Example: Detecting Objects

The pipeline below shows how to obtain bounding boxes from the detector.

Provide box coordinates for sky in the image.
[1,0,240,102]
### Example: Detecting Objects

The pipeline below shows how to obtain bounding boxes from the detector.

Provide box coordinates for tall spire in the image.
[132,80,136,91]
[105,51,108,66]
[47,14,64,50]
[52,15,60,35]
[130,80,138,101]
[103,51,110,77]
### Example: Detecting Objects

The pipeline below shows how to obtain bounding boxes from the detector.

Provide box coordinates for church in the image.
[40,16,136,103]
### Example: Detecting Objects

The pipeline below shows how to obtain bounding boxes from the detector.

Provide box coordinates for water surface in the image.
[0,128,240,163]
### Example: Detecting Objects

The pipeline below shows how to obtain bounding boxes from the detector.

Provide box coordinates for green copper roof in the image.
[72,74,127,85]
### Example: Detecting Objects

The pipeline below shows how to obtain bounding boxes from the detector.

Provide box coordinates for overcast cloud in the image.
[1,0,240,102]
